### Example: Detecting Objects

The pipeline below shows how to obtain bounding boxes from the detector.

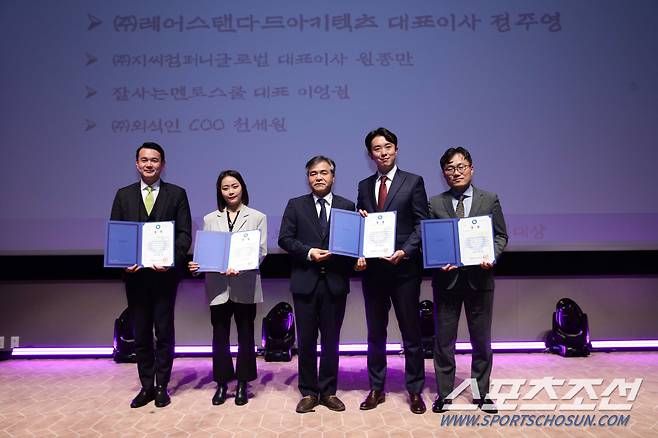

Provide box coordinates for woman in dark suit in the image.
[189,170,267,406]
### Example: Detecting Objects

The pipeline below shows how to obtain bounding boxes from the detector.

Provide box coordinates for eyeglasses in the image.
[443,164,470,175]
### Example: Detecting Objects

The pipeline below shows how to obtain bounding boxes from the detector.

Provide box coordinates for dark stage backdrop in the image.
[1,0,657,255]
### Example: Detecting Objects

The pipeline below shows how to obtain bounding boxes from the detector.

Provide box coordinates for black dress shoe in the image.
[409,393,426,414]
[359,390,385,410]
[474,398,498,414]
[235,381,248,406]
[296,395,319,413]
[212,383,228,405]
[130,388,155,408]
[154,386,171,408]
[319,395,346,411]
[432,398,452,413]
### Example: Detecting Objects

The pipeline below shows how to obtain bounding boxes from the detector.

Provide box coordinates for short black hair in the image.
[440,147,473,169]
[364,127,398,153]
[135,142,165,162]
[216,170,250,211]
[305,155,336,175]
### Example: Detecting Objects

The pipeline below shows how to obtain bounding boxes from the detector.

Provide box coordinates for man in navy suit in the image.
[356,127,429,414]
[279,155,356,413]
[428,146,508,414]
[110,142,192,408]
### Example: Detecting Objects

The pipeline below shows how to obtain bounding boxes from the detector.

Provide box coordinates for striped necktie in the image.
[455,194,465,218]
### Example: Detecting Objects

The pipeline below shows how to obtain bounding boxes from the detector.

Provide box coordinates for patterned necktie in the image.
[318,198,328,236]
[455,194,465,218]
[377,175,388,211]
[144,186,154,215]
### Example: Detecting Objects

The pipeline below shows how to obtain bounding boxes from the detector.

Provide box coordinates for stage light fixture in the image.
[112,307,136,363]
[545,298,592,357]
[419,300,435,358]
[261,302,295,362]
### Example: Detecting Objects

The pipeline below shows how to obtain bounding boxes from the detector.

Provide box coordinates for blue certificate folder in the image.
[104,220,174,268]
[421,219,461,268]
[192,230,231,272]
[328,209,364,257]
[421,216,495,268]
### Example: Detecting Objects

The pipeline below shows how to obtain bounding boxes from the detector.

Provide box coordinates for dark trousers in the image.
[125,270,178,390]
[292,278,347,397]
[210,300,257,384]
[433,278,494,400]
[362,260,425,394]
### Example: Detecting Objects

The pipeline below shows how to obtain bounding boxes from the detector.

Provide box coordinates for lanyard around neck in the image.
[227,210,240,232]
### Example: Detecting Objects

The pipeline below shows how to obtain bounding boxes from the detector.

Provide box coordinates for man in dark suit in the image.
[278,155,356,413]
[429,146,508,414]
[356,127,429,414]
[110,142,192,408]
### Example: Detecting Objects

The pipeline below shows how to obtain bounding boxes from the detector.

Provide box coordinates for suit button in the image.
[320,267,326,274]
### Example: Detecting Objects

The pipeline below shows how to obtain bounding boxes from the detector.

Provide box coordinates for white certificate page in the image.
[362,211,396,258]
[228,230,261,271]
[457,216,495,266]
[141,221,174,268]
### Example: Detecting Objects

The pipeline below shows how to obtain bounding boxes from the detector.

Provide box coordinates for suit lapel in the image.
[215,210,228,232]
[129,183,146,219]
[332,196,346,212]
[383,170,406,211]
[443,192,458,218]
[304,194,323,238]
[367,174,377,211]
[468,186,482,217]
[233,207,250,232]
[148,181,168,220]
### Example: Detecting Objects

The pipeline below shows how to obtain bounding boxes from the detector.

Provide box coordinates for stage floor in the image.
[1,352,657,437]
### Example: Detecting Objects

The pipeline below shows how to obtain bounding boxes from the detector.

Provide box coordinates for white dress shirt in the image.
[374,165,397,205]
[451,184,474,217]
[140,179,160,204]
[307,192,334,260]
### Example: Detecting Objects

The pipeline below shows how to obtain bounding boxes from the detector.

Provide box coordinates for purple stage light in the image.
[11,347,114,356]
[591,340,658,348]
[10,340,658,357]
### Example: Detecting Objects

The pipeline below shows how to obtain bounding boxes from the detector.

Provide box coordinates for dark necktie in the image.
[377,175,388,211]
[455,194,465,218]
[318,198,328,236]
